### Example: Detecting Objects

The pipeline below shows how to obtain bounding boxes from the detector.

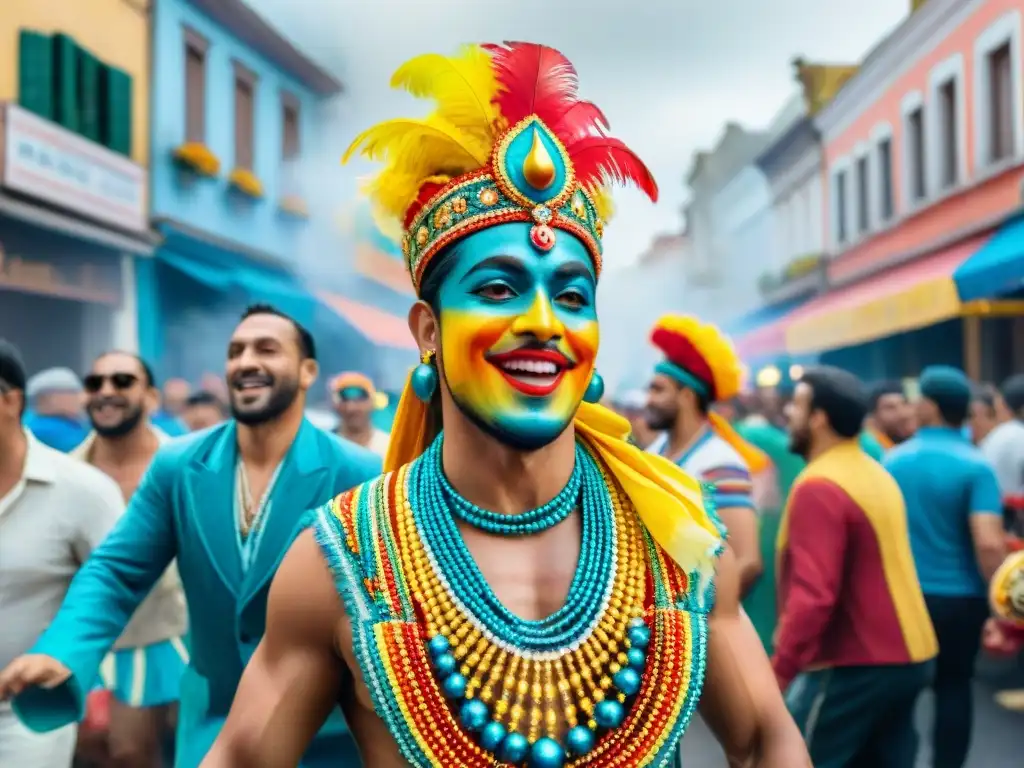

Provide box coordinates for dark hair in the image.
[240,304,316,361]
[919,366,971,428]
[972,382,998,412]
[800,366,868,439]
[0,339,27,417]
[185,390,226,413]
[867,380,904,412]
[417,244,459,315]
[1001,374,1024,418]
[95,350,157,388]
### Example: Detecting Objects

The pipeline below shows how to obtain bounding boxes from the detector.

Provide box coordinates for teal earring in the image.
[411,349,438,402]
[583,370,605,404]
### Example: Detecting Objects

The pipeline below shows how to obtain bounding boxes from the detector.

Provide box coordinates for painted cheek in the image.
[439,310,511,380]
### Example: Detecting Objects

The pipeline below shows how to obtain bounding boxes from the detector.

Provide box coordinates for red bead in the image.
[529,224,556,251]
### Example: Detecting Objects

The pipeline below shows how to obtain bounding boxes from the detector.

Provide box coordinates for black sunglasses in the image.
[83,372,139,393]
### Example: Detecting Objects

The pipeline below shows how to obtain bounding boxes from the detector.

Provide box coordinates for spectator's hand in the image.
[0,654,71,700]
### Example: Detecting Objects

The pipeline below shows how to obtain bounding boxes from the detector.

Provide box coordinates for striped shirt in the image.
[649,427,755,512]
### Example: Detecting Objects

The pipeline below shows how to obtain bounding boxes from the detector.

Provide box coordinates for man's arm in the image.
[771,480,847,691]
[202,530,346,768]
[0,451,179,730]
[968,463,1007,582]
[700,547,811,767]
[704,465,763,596]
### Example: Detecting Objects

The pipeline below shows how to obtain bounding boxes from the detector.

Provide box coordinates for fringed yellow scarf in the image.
[385,371,723,581]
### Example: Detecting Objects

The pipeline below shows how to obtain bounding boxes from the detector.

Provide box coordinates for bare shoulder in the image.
[271,529,346,636]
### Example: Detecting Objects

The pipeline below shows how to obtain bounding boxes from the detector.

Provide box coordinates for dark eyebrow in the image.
[460,255,527,282]
[553,261,594,282]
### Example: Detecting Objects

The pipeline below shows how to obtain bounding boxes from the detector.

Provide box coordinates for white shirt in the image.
[0,431,124,670]
[368,429,390,457]
[981,419,1024,498]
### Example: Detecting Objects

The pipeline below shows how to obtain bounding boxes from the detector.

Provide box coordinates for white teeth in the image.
[500,360,558,375]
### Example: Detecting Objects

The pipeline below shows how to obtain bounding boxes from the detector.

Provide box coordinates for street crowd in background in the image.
[0,306,1022,768]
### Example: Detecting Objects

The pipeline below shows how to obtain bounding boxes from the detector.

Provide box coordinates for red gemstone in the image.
[529,224,556,251]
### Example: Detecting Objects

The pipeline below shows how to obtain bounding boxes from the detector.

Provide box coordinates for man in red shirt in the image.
[774,366,937,767]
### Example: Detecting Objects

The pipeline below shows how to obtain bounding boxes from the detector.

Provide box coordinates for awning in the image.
[318,292,417,350]
[954,214,1024,301]
[728,299,807,362]
[785,236,986,354]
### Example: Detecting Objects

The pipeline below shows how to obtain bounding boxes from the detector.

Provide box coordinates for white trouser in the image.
[0,704,77,767]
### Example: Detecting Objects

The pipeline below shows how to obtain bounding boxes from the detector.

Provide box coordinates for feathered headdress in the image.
[651,315,769,473]
[343,42,658,293]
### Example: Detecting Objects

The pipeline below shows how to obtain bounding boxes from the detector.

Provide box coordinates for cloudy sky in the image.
[254,0,908,268]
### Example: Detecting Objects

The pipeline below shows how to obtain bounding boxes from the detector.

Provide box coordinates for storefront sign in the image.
[1,103,146,233]
[0,217,122,304]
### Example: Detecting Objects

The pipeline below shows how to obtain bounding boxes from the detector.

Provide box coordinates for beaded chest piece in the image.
[314,437,711,767]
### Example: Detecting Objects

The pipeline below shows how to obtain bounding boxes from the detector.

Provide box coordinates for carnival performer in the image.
[201,42,809,768]
[329,371,390,456]
[73,351,188,767]
[0,305,381,768]
[645,316,769,596]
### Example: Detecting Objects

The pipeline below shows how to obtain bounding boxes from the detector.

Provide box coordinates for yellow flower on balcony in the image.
[279,194,309,218]
[172,143,220,177]
[228,168,264,199]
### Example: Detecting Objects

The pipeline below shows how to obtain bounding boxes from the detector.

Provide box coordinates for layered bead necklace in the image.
[402,435,652,767]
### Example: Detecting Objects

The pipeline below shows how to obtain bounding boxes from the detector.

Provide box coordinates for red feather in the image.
[566,136,659,202]
[484,42,579,126]
[547,100,609,143]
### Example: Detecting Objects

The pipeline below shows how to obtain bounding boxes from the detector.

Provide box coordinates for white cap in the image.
[26,367,83,399]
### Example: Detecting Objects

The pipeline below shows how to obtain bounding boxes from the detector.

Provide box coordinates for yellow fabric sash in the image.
[384,370,724,580]
[707,411,770,474]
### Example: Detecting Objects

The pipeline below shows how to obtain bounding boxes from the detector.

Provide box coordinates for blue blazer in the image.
[15,418,380,767]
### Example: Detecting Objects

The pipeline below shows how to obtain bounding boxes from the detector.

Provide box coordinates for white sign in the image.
[2,103,147,233]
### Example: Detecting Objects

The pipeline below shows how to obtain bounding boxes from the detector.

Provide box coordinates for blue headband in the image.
[655,360,710,396]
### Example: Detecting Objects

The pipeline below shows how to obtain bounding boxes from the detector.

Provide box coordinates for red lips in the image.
[486,349,572,397]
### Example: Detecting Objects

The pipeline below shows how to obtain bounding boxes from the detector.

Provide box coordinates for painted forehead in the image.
[437,223,596,287]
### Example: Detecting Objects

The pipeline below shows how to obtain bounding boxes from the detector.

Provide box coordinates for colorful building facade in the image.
[0,0,152,374]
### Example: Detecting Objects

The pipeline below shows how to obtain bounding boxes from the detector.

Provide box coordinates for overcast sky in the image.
[252,0,909,268]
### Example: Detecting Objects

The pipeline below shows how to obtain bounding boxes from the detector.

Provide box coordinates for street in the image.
[680,678,1021,766]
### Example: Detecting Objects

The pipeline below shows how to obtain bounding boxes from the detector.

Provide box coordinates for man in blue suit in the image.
[0,304,380,767]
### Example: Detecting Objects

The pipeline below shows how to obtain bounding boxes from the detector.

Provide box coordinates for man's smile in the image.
[485,348,575,397]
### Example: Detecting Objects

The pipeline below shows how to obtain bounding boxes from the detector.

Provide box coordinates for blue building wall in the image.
[150,0,320,258]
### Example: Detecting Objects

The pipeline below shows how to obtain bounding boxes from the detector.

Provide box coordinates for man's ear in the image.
[409,300,439,354]
[300,358,320,390]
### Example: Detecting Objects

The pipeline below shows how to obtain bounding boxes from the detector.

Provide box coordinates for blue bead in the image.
[427,634,451,657]
[565,725,596,755]
[480,721,507,752]
[629,617,646,629]
[529,736,565,768]
[411,362,438,402]
[459,699,489,731]
[442,672,467,699]
[501,732,530,763]
[627,647,646,669]
[627,625,650,649]
[594,699,625,729]
[434,653,457,676]
[613,667,642,696]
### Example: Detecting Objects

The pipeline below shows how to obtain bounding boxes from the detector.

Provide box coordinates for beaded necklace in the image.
[313,442,712,767]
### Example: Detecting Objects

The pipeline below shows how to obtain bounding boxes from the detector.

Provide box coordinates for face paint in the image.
[436,222,599,450]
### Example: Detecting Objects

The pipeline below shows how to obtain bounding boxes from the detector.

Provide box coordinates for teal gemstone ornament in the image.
[594,699,625,729]
[529,736,566,767]
[582,370,605,403]
[441,672,467,699]
[500,732,530,763]
[565,725,596,756]
[411,349,438,402]
[433,653,457,676]
[480,721,507,752]
[613,666,642,696]
[627,647,646,669]
[459,699,489,731]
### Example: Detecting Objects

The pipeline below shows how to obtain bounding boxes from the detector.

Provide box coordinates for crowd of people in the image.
[0,39,1022,768]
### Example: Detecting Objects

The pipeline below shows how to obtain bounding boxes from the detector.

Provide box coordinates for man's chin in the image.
[453,398,569,453]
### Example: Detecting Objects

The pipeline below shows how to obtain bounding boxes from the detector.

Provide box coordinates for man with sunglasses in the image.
[0,306,381,768]
[73,352,188,768]
[329,372,390,456]
[0,340,126,767]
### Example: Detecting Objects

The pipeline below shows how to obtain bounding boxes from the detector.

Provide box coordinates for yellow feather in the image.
[343,116,485,168]
[587,183,616,222]
[390,45,500,141]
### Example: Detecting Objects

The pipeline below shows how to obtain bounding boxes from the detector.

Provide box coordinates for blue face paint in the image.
[436,222,600,450]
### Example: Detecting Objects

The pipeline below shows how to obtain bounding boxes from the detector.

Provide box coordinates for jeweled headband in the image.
[343,42,659,294]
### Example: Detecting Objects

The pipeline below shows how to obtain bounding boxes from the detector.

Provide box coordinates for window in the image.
[233,62,257,170]
[937,79,959,187]
[877,138,894,222]
[281,94,300,161]
[855,154,869,234]
[988,43,1014,163]
[183,28,207,143]
[906,107,926,203]
[835,169,848,245]
[974,12,1022,169]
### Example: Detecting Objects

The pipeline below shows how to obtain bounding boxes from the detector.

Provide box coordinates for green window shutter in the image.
[17,30,54,119]
[100,65,132,156]
[78,48,101,142]
[52,33,80,133]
